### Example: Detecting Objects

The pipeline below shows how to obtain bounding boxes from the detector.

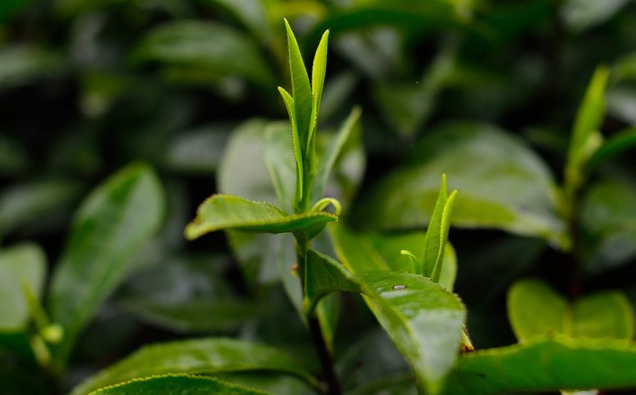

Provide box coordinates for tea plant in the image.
[2,3,636,394]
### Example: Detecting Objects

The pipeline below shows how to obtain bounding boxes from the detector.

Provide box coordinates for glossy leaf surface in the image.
[71,338,317,395]
[508,279,634,342]
[446,336,636,395]
[355,122,567,248]
[305,250,465,395]
[0,244,46,331]
[49,163,164,366]
[184,194,337,239]
[88,374,273,395]
[133,21,275,87]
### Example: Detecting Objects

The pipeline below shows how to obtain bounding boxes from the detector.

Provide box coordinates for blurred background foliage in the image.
[1,0,636,393]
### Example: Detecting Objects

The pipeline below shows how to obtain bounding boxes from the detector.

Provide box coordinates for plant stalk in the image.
[295,235,342,395]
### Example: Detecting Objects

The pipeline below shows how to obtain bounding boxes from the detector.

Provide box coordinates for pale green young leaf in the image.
[49,163,164,367]
[305,250,465,395]
[71,338,319,395]
[307,30,329,154]
[278,87,304,204]
[508,278,634,342]
[423,175,457,282]
[438,244,457,292]
[507,279,567,342]
[565,66,609,196]
[88,374,274,395]
[284,19,312,152]
[0,244,46,332]
[446,336,636,395]
[184,195,337,239]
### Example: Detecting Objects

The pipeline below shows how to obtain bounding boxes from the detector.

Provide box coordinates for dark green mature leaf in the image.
[581,180,636,272]
[199,0,272,45]
[70,338,319,395]
[508,279,634,342]
[0,179,83,236]
[586,127,636,172]
[48,163,164,367]
[213,372,315,395]
[88,374,273,395]
[0,46,68,90]
[446,336,636,395]
[354,122,568,249]
[124,299,261,334]
[312,106,362,203]
[184,195,337,239]
[305,250,465,395]
[133,21,275,87]
[565,66,609,198]
[561,0,630,32]
[161,124,230,174]
[0,244,46,332]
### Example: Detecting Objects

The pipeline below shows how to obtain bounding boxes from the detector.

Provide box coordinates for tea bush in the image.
[1,1,636,394]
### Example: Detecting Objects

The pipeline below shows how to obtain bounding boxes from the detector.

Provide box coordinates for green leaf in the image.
[277,88,304,205]
[198,0,272,45]
[373,36,456,138]
[263,121,297,214]
[161,124,230,175]
[586,126,636,172]
[184,195,337,240]
[48,163,164,367]
[70,338,319,395]
[218,119,278,204]
[561,0,630,32]
[422,175,457,281]
[446,336,636,395]
[88,374,274,395]
[124,299,262,334]
[121,254,261,333]
[580,179,636,272]
[132,21,275,87]
[284,19,313,154]
[354,122,568,249]
[565,66,609,198]
[508,279,634,342]
[507,279,567,342]
[307,29,329,154]
[0,179,83,236]
[312,106,362,203]
[0,244,46,332]
[0,46,68,91]
[305,250,466,395]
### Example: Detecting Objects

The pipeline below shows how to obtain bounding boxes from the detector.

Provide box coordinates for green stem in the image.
[294,234,342,395]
